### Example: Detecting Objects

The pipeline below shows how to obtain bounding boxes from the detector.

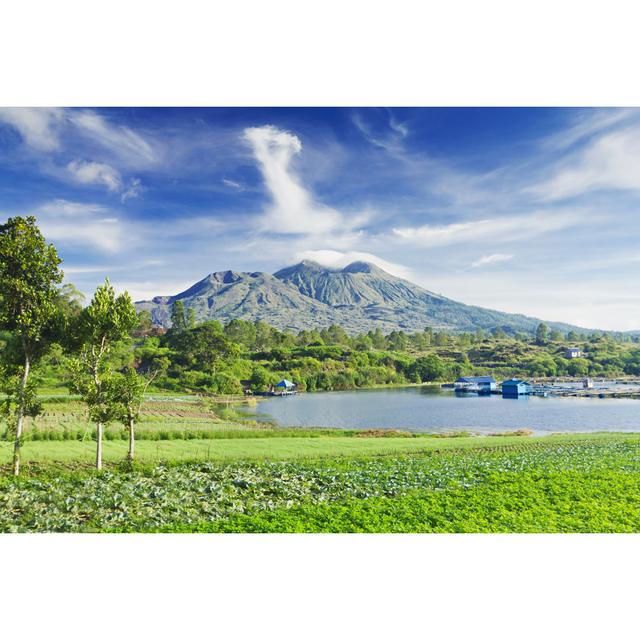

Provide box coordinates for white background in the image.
[2,1,640,638]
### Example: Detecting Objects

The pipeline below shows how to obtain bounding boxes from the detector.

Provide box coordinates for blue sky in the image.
[1,106,639,330]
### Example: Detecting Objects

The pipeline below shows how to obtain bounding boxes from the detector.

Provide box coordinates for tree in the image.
[253,321,272,350]
[133,310,153,337]
[411,354,446,382]
[0,216,63,476]
[170,300,188,333]
[111,367,157,462]
[68,279,138,470]
[249,366,275,392]
[549,330,564,342]
[567,357,590,377]
[176,321,240,373]
[56,282,85,318]
[535,322,549,345]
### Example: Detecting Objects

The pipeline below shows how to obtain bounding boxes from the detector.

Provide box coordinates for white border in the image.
[2,1,640,637]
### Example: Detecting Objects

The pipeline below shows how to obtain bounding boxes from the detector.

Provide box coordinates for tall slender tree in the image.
[0,216,63,476]
[69,279,137,470]
[112,367,158,462]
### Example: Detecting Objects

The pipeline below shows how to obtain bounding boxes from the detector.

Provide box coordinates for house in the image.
[454,376,497,394]
[274,379,297,395]
[501,378,532,397]
[565,348,583,359]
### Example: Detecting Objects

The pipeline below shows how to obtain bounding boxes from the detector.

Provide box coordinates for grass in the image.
[3,431,640,465]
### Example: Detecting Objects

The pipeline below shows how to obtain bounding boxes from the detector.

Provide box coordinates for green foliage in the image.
[0,216,64,472]
[411,354,446,382]
[3,438,640,532]
[535,322,549,345]
[0,216,63,343]
[67,279,139,458]
[0,371,42,433]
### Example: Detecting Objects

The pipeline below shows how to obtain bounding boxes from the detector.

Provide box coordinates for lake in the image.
[249,386,640,434]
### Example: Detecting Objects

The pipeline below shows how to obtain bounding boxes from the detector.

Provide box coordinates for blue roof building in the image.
[275,379,296,389]
[454,376,497,393]
[501,378,532,397]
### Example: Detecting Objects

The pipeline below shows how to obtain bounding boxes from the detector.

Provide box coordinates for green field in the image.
[3,395,640,533]
[2,431,640,464]
[2,433,640,533]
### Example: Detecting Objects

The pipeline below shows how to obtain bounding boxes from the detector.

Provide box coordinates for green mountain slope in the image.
[136,261,590,334]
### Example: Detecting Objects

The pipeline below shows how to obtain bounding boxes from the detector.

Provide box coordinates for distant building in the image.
[454,376,497,394]
[565,348,583,359]
[274,379,297,395]
[501,378,532,397]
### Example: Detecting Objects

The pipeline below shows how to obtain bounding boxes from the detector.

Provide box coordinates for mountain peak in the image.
[341,261,382,274]
[274,259,387,279]
[273,260,327,279]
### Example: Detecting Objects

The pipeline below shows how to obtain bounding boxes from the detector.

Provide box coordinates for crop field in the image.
[0,394,267,442]
[2,434,640,532]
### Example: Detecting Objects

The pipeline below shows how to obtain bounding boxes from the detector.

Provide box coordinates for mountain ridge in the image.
[135,260,594,335]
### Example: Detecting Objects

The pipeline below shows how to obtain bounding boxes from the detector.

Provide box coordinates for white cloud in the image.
[388,114,409,139]
[393,211,583,247]
[69,111,159,166]
[40,219,124,253]
[532,123,640,200]
[244,125,345,235]
[67,160,122,192]
[120,178,143,202]
[35,199,125,252]
[293,249,412,279]
[112,280,195,303]
[471,253,514,268]
[37,199,110,217]
[222,178,242,190]
[542,109,637,151]
[0,107,63,151]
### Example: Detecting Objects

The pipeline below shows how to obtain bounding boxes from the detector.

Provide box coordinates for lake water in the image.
[249,386,640,434]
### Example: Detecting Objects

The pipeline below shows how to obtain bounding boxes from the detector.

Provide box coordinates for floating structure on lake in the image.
[501,378,532,397]
[454,376,497,395]
[273,379,297,396]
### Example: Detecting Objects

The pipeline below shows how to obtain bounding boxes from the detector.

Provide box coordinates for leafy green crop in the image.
[2,439,640,532]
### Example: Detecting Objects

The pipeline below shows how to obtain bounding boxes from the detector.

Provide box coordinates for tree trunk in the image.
[12,354,30,477]
[96,422,103,470]
[127,415,135,461]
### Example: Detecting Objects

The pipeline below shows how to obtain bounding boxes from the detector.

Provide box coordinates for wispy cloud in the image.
[35,199,126,252]
[244,125,349,235]
[222,178,243,190]
[393,211,583,247]
[69,111,159,167]
[37,199,110,217]
[120,178,143,202]
[0,107,63,151]
[531,118,640,201]
[542,108,638,152]
[352,111,406,153]
[471,253,514,269]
